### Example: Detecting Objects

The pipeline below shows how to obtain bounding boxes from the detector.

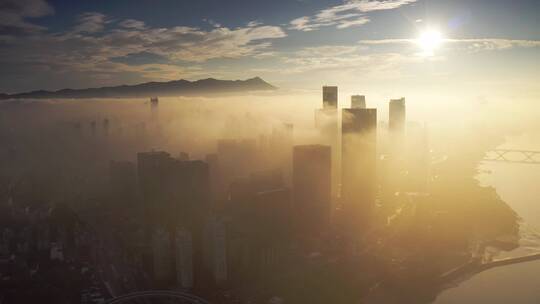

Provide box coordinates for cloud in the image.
[354,0,417,12]
[358,38,540,51]
[73,12,109,33]
[275,45,417,76]
[336,17,370,29]
[203,18,221,28]
[118,19,146,30]
[447,38,540,52]
[110,51,169,66]
[290,0,417,31]
[0,0,54,35]
[0,12,287,90]
[247,20,262,27]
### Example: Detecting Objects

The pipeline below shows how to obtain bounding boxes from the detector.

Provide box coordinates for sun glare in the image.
[417,30,443,56]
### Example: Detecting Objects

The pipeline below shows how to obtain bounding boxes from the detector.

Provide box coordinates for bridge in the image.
[104,290,212,304]
[483,149,540,164]
[439,252,540,287]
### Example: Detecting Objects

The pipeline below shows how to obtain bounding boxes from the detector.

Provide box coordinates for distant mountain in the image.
[0,77,276,99]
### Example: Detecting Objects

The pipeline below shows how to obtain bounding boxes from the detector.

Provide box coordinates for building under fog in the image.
[389,97,406,133]
[293,145,331,235]
[316,86,339,199]
[152,228,173,283]
[341,108,377,231]
[351,95,366,109]
[322,86,338,109]
[176,228,194,290]
[204,217,228,284]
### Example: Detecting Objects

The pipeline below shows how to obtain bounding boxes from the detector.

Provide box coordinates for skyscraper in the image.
[150,97,159,120]
[293,145,331,235]
[322,86,338,109]
[176,228,194,290]
[204,217,228,284]
[341,108,377,230]
[389,97,406,133]
[317,87,339,198]
[137,152,210,225]
[152,228,173,283]
[351,95,366,109]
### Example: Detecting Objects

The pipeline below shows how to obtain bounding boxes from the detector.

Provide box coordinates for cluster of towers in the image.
[314,86,407,239]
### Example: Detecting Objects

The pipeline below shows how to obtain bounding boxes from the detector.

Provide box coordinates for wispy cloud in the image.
[0,0,54,35]
[447,38,540,52]
[290,0,417,31]
[359,37,540,51]
[0,11,287,90]
[72,12,109,33]
[118,19,146,30]
[273,45,417,76]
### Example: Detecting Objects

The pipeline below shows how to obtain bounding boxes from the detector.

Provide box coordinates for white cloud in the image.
[118,19,146,30]
[447,38,540,52]
[276,45,417,76]
[0,0,54,35]
[290,0,417,31]
[336,17,370,29]
[358,38,540,52]
[247,20,262,27]
[354,0,417,12]
[0,12,287,88]
[73,12,109,33]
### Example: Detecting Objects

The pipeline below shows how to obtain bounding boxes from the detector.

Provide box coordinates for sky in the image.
[0,0,539,99]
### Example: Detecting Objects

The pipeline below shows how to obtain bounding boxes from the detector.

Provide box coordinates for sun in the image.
[417,30,444,56]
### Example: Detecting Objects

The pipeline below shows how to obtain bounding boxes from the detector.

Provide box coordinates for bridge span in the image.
[483,149,540,164]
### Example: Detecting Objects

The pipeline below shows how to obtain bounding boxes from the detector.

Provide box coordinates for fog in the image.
[0,91,538,303]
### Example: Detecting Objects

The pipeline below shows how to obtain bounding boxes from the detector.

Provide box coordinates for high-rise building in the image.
[389,97,406,133]
[293,145,331,235]
[317,87,339,198]
[169,159,210,219]
[216,138,258,198]
[176,228,194,290]
[152,228,173,283]
[137,151,210,225]
[351,95,366,109]
[137,151,172,224]
[150,97,159,119]
[341,108,377,229]
[204,217,228,284]
[322,86,338,109]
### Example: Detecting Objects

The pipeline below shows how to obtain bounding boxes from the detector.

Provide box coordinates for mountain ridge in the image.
[0,77,276,99]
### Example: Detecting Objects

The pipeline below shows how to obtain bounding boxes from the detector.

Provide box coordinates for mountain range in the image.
[0,77,276,99]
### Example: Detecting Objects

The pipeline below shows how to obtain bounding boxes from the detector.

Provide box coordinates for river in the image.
[434,134,540,304]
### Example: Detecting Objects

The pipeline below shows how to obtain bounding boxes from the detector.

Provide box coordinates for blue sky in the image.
[0,0,539,93]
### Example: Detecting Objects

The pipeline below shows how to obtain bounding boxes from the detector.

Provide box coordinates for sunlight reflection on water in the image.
[434,134,540,303]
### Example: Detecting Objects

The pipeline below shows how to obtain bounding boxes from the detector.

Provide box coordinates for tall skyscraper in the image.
[204,217,228,284]
[317,87,339,198]
[176,228,194,290]
[341,108,377,230]
[137,152,210,226]
[137,151,172,225]
[322,86,338,109]
[293,145,331,235]
[389,97,406,133]
[152,228,173,283]
[150,97,159,120]
[351,95,366,109]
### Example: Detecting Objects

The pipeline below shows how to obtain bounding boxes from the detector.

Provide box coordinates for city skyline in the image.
[1,1,540,303]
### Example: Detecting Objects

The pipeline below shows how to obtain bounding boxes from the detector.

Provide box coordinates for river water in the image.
[434,134,540,304]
